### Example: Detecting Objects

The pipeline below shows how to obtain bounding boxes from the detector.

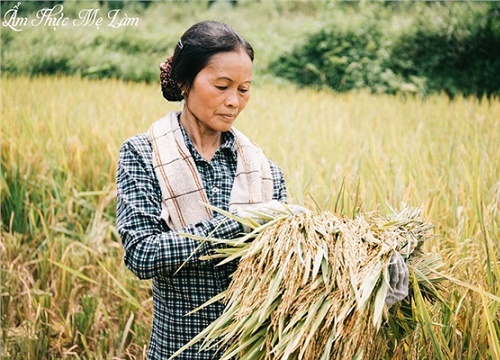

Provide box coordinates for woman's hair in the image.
[160,20,254,102]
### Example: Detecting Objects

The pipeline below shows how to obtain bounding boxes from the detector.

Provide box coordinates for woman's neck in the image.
[180,113,222,161]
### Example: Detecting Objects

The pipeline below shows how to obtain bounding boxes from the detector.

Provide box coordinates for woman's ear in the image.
[179,84,187,99]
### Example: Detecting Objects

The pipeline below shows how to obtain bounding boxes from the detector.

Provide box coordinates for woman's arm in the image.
[116,136,243,280]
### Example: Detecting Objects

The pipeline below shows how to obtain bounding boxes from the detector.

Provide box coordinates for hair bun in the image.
[160,56,183,102]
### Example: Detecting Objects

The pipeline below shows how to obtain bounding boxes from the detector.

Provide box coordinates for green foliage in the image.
[389,3,500,97]
[1,27,170,82]
[269,20,402,94]
[269,2,500,97]
[2,1,498,96]
[0,159,30,233]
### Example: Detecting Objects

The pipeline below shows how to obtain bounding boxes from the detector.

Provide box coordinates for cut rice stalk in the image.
[170,204,444,360]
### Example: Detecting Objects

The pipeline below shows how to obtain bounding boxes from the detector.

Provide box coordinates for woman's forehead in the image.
[202,50,253,81]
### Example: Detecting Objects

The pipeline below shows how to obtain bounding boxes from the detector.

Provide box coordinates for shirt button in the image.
[212,187,219,194]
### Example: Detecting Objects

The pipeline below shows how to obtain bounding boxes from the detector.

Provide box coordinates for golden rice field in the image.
[1,76,499,359]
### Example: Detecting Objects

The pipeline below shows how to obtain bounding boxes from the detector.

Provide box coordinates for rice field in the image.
[1,76,499,359]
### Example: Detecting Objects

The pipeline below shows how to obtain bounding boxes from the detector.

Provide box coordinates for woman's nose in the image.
[224,90,238,108]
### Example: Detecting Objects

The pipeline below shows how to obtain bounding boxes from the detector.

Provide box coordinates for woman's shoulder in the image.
[120,133,152,154]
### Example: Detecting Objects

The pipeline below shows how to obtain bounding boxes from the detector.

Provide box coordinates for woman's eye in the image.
[215,86,228,91]
[239,88,250,93]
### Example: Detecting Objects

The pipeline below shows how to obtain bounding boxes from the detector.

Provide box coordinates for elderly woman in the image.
[116,20,408,359]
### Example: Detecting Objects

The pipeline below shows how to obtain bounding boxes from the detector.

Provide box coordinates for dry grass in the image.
[1,76,499,359]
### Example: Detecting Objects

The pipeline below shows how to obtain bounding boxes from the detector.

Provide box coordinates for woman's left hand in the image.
[385,251,410,308]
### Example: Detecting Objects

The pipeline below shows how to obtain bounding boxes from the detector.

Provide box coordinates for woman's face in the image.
[182,49,253,134]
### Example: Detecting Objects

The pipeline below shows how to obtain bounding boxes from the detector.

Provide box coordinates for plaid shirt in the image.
[116,124,287,360]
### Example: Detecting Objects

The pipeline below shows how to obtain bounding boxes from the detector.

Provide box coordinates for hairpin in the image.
[178,39,184,49]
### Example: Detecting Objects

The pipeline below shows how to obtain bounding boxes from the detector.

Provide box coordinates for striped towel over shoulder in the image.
[148,111,274,230]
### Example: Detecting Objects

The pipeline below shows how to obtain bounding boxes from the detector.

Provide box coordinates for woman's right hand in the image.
[234,200,310,233]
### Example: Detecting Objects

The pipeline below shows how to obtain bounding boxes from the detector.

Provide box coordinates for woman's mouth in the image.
[220,114,237,121]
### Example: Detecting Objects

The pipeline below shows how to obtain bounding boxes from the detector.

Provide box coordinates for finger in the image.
[263,200,286,214]
[397,253,408,285]
[402,260,409,290]
[395,256,405,288]
[388,253,399,288]
[395,257,409,299]
[396,255,405,286]
[288,204,310,215]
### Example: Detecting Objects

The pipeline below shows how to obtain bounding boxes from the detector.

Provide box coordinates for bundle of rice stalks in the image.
[172,205,445,360]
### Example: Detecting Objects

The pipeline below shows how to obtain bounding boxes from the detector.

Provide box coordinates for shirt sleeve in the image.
[116,136,244,280]
[269,160,288,203]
